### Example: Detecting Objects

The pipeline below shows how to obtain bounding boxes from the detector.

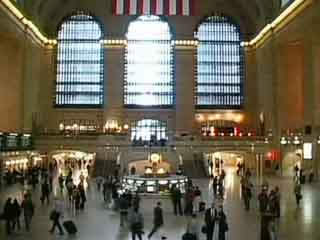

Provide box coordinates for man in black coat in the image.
[148,202,164,239]
[204,203,218,240]
[171,186,183,216]
[3,198,14,235]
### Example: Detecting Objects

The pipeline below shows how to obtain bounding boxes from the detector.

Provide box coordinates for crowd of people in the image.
[0,158,313,240]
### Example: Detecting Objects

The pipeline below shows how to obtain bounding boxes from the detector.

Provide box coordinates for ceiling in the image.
[17,0,281,39]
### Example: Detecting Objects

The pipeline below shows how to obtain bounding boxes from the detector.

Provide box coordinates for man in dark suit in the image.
[204,203,217,240]
[148,202,164,239]
[171,185,183,216]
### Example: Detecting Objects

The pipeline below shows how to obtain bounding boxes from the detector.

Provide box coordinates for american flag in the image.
[112,0,196,16]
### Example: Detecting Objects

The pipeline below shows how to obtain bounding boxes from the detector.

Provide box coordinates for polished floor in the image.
[0,171,319,240]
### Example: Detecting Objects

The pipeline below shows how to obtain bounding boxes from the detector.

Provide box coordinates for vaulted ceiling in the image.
[18,0,281,39]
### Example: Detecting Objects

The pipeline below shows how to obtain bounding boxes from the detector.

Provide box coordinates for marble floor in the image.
[0,171,319,240]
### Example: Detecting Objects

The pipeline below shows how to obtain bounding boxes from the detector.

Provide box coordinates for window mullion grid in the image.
[56,14,103,107]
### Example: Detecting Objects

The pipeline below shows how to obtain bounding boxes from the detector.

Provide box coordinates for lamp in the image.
[145,168,153,174]
[59,123,64,131]
[280,137,288,145]
[157,168,165,174]
[293,136,301,145]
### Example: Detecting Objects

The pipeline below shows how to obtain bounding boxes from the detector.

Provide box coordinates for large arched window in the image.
[55,13,104,107]
[196,15,244,109]
[125,16,174,108]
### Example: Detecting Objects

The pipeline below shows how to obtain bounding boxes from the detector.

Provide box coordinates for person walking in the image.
[132,192,141,210]
[268,217,278,240]
[49,197,64,235]
[41,180,50,205]
[184,187,195,216]
[204,202,217,240]
[58,174,64,193]
[258,188,269,213]
[193,186,202,213]
[217,206,228,240]
[21,194,34,232]
[3,198,14,235]
[242,180,252,211]
[148,201,164,239]
[129,207,144,240]
[119,194,129,227]
[294,182,302,207]
[78,184,86,210]
[12,198,21,231]
[171,185,183,216]
[274,186,281,218]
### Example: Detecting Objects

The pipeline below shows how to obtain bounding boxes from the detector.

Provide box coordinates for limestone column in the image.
[0,36,24,131]
[104,45,125,123]
[38,47,56,130]
[175,45,196,135]
[22,37,43,131]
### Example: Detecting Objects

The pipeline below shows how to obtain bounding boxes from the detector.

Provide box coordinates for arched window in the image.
[131,119,167,141]
[55,13,104,107]
[125,16,174,108]
[196,15,244,109]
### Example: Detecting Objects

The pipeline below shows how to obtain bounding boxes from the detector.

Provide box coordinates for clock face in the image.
[151,153,160,162]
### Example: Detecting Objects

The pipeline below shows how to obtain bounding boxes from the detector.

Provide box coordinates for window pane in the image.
[55,13,104,107]
[196,16,244,109]
[125,16,174,107]
[131,119,167,141]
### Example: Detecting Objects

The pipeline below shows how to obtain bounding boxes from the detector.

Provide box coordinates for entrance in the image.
[51,150,96,186]
[204,152,245,176]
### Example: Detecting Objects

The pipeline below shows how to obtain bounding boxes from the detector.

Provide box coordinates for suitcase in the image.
[63,220,77,234]
[182,233,196,240]
[199,201,206,212]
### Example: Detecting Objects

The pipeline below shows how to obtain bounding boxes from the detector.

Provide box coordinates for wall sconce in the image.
[293,136,301,145]
[280,137,288,145]
[59,123,64,131]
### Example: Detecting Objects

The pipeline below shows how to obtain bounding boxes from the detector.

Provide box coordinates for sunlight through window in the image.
[55,13,104,107]
[196,15,244,109]
[125,16,174,108]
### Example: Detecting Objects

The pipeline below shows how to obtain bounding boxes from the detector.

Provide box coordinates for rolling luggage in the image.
[63,220,77,234]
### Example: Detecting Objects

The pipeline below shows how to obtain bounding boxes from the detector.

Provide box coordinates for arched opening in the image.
[55,12,104,107]
[196,15,245,109]
[51,150,96,187]
[124,15,174,108]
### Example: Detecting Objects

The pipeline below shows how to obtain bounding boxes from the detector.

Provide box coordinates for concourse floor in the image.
[0,173,319,240]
